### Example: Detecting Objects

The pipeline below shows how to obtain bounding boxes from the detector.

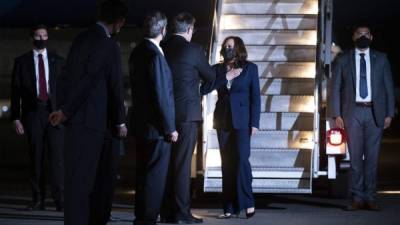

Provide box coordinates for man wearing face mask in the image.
[160,12,241,224]
[10,24,65,211]
[48,1,128,224]
[330,25,395,211]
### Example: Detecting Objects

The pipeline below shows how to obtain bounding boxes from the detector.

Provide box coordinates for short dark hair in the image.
[143,11,167,38]
[352,24,372,34]
[30,24,48,37]
[171,12,195,33]
[220,36,248,67]
[99,0,128,24]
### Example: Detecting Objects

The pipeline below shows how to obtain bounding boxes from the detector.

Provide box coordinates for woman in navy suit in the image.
[201,36,261,218]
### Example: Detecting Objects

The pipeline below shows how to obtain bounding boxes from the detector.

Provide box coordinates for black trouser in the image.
[64,125,118,225]
[89,134,121,225]
[24,103,64,205]
[135,138,171,225]
[161,122,198,219]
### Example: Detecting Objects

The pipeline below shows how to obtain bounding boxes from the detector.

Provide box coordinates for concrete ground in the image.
[1,193,400,225]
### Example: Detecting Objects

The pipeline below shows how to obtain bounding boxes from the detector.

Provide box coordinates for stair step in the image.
[206,166,310,178]
[260,95,314,113]
[223,0,318,15]
[220,30,317,46]
[259,112,314,130]
[245,45,316,62]
[207,148,312,168]
[260,78,314,95]
[207,130,314,149]
[220,15,317,30]
[255,62,316,78]
[203,95,315,115]
[204,178,311,192]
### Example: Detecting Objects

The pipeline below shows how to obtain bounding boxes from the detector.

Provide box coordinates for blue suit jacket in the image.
[201,61,261,130]
[129,40,176,139]
[330,49,395,127]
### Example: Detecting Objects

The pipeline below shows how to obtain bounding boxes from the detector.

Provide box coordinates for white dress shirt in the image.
[355,48,372,102]
[97,22,111,38]
[146,38,164,55]
[33,49,50,97]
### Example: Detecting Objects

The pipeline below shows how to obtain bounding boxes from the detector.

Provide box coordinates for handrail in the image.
[207,0,223,63]
[199,0,223,176]
[313,0,333,178]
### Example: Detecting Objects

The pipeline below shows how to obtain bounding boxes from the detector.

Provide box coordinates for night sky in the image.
[333,0,400,82]
[1,0,399,80]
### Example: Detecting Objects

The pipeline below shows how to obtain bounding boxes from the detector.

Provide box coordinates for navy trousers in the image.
[217,129,254,214]
[134,138,171,225]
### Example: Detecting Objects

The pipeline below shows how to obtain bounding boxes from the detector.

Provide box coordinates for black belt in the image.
[355,102,372,107]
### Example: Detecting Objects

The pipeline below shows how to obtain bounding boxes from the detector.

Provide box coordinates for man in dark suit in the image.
[129,11,178,225]
[10,24,64,211]
[160,12,241,224]
[330,25,395,211]
[49,1,128,224]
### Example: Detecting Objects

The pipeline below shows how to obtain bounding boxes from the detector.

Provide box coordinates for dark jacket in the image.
[162,35,215,123]
[201,61,261,130]
[330,49,395,127]
[57,24,125,132]
[11,50,64,121]
[129,39,176,139]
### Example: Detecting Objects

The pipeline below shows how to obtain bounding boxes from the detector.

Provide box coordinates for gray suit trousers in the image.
[345,105,383,202]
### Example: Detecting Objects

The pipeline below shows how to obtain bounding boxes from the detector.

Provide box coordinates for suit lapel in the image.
[350,49,356,91]
[48,52,56,96]
[370,50,377,99]
[28,51,38,96]
[230,63,248,91]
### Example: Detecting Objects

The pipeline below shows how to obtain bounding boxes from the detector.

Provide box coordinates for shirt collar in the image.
[33,48,48,58]
[97,22,111,38]
[145,38,164,55]
[356,48,370,56]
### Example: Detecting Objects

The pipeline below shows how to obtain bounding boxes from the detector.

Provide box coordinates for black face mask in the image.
[33,40,47,49]
[355,36,371,49]
[222,48,236,62]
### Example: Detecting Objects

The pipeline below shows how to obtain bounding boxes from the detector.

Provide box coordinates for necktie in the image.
[359,53,368,99]
[38,54,48,101]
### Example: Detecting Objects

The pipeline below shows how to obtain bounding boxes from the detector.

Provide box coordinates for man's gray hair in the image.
[172,12,195,34]
[143,11,167,38]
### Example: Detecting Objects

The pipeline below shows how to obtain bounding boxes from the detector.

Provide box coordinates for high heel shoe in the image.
[217,213,232,219]
[246,208,255,218]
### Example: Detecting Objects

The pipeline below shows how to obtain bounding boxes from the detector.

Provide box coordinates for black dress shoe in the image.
[176,214,203,224]
[159,217,176,223]
[365,202,380,211]
[345,201,364,211]
[26,201,45,211]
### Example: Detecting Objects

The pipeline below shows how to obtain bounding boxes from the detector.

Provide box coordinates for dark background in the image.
[333,0,400,87]
[0,0,399,191]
